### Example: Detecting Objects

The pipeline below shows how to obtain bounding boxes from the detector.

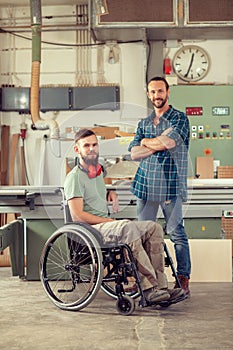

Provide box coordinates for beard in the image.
[80,151,99,166]
[152,94,168,109]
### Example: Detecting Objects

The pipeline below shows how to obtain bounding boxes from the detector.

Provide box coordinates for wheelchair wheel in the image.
[40,224,103,311]
[116,295,135,316]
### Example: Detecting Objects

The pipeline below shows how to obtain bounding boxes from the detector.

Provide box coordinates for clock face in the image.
[173,45,211,82]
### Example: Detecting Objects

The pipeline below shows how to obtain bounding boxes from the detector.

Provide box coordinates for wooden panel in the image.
[196,157,214,179]
[165,239,232,282]
[217,166,233,179]
[0,248,11,267]
[0,125,10,185]
[188,0,233,22]
[222,217,233,256]
[89,126,119,139]
[99,0,174,23]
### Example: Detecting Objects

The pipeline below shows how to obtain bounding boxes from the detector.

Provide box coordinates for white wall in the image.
[0,4,233,186]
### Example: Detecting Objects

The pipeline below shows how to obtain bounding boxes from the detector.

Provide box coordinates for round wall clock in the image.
[172,45,211,82]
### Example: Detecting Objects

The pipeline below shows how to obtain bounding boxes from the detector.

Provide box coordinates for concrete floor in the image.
[0,267,232,350]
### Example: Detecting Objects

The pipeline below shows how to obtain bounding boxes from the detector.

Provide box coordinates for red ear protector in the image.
[87,164,102,178]
[77,161,103,178]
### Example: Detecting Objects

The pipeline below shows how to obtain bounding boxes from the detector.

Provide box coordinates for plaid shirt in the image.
[128,106,190,202]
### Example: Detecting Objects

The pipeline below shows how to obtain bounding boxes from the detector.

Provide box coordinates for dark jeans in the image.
[137,196,191,279]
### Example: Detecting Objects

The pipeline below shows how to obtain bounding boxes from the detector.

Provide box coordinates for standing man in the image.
[64,128,184,304]
[128,76,191,296]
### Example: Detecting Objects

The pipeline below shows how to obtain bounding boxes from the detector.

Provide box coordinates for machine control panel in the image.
[169,86,233,177]
[212,106,230,116]
[186,107,203,116]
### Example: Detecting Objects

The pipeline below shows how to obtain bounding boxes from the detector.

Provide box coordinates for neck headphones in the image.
[77,161,102,179]
[87,164,102,178]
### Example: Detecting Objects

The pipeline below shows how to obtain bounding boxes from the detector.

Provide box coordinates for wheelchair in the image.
[39,190,186,316]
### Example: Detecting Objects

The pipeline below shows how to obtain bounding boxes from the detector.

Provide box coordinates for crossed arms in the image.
[130,127,176,161]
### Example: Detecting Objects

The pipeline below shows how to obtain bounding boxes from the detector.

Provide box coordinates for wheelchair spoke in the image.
[40,225,103,311]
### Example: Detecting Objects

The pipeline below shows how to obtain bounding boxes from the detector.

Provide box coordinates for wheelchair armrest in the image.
[69,222,105,246]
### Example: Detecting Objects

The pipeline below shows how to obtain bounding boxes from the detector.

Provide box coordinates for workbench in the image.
[0,179,232,280]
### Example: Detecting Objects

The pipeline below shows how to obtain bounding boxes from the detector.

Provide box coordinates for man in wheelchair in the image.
[64,128,184,305]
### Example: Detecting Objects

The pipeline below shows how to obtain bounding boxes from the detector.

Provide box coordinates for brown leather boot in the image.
[174,275,190,297]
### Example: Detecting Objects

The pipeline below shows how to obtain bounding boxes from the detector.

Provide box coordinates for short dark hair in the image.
[74,128,96,143]
[147,76,169,91]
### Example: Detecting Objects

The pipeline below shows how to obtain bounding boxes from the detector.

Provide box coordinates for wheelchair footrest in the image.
[139,293,188,308]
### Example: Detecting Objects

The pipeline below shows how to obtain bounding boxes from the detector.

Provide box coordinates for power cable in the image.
[0,28,143,47]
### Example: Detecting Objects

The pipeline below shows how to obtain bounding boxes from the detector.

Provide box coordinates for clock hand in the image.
[184,53,194,78]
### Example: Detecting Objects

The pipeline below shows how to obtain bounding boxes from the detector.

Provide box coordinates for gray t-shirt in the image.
[64,165,108,218]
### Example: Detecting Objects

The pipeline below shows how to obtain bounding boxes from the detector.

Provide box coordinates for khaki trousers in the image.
[93,220,168,291]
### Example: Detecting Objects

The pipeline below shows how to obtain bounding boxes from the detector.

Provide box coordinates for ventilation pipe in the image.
[30,0,59,139]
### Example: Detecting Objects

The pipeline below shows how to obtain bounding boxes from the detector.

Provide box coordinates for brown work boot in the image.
[174,275,190,297]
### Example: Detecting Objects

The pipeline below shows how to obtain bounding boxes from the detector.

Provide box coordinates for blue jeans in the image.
[137,196,191,279]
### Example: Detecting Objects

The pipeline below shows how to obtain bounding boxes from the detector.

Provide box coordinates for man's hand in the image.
[107,190,119,213]
[130,145,155,161]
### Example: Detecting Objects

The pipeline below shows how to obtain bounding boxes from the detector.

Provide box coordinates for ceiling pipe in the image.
[30,0,59,139]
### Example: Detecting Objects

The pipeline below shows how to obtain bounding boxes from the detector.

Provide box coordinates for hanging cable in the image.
[0,28,143,47]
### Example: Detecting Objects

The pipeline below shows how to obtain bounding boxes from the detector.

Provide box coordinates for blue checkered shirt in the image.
[128,106,190,202]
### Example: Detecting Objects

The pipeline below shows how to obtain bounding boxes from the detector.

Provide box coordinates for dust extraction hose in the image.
[30,0,59,139]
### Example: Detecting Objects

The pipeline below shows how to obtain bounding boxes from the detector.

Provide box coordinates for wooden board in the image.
[196,157,214,179]
[90,126,119,139]
[9,134,20,186]
[0,125,10,185]
[165,239,232,282]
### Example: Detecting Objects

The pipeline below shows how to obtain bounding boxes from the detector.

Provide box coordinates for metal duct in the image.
[30,0,59,139]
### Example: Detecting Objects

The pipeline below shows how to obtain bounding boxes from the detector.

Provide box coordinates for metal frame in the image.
[93,0,178,28]
[184,0,233,27]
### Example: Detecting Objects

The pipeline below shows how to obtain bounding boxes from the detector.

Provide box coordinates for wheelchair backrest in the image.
[58,187,105,245]
[59,187,73,224]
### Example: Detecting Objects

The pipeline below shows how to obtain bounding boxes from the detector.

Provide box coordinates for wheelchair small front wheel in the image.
[116,295,135,316]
